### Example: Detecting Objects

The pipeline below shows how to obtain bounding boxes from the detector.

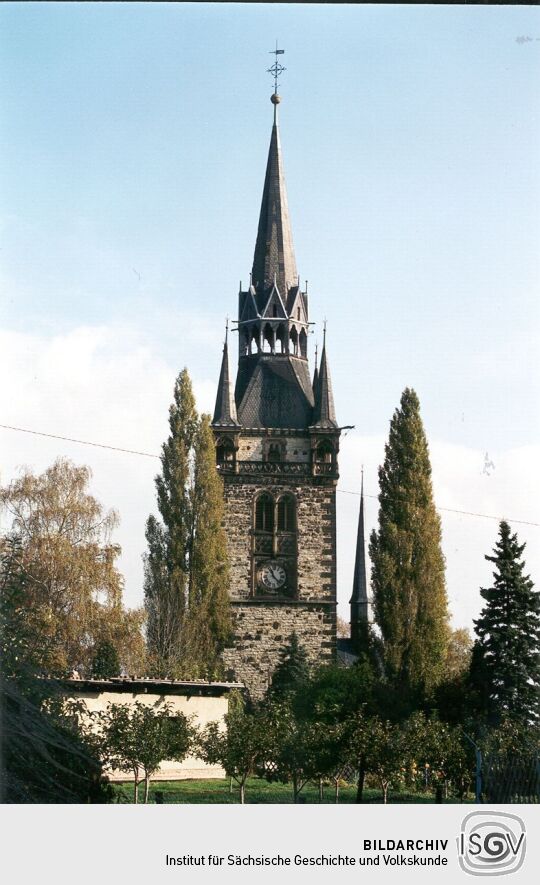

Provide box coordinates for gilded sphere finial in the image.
[271,93,281,105]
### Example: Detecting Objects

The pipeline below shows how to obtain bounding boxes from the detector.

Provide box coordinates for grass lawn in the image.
[111,778,465,804]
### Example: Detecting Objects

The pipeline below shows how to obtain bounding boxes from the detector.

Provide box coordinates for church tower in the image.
[212,76,340,697]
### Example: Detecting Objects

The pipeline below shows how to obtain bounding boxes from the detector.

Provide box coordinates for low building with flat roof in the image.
[61,676,244,782]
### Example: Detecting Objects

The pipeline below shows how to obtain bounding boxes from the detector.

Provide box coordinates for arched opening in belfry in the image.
[247,327,258,354]
[299,328,307,358]
[263,323,274,354]
[276,324,286,353]
[255,492,274,533]
[243,329,250,356]
[290,326,299,356]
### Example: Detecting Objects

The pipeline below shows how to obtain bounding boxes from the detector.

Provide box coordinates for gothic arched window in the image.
[267,443,282,463]
[315,440,333,464]
[277,495,296,532]
[216,438,235,465]
[255,493,274,532]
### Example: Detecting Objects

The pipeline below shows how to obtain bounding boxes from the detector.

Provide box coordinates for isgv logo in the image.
[458,812,526,876]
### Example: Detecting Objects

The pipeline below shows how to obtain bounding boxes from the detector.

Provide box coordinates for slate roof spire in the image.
[350,470,370,649]
[212,322,239,427]
[312,326,338,428]
[312,342,319,398]
[251,95,298,296]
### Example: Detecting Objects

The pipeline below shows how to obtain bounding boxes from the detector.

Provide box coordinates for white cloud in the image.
[2,325,539,632]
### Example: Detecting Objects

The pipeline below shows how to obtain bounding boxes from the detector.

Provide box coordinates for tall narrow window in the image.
[277,496,296,532]
[255,493,274,532]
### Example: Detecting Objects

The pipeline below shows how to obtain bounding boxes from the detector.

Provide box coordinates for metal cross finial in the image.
[225,315,229,346]
[267,41,286,94]
[323,318,327,347]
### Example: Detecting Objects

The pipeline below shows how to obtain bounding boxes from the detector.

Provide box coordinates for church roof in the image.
[312,342,338,428]
[236,355,314,429]
[336,638,360,667]
[212,335,239,427]
[252,120,298,296]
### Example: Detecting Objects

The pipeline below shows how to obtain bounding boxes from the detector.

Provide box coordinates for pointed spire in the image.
[312,342,319,396]
[252,112,297,295]
[312,327,337,428]
[212,322,239,427]
[350,471,368,606]
[350,470,370,649]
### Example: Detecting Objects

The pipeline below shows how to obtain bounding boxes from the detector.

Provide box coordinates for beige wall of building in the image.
[63,678,243,782]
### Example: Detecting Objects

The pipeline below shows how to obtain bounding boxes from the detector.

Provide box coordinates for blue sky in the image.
[1,3,539,626]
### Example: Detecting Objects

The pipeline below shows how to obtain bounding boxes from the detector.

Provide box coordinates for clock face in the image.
[259,561,287,591]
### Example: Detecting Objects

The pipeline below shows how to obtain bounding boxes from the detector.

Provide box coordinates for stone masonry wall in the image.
[220,430,338,697]
[222,603,336,699]
[223,477,337,602]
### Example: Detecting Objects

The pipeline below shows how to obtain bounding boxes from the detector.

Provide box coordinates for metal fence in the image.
[482,754,540,803]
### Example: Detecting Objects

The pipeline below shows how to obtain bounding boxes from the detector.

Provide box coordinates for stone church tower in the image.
[212,90,340,697]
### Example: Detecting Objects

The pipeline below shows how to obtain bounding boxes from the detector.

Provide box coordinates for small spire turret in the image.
[312,329,337,428]
[212,321,239,427]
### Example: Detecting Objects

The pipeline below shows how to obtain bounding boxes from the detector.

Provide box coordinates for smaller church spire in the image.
[350,469,370,651]
[212,321,239,427]
[312,342,319,397]
[312,326,337,428]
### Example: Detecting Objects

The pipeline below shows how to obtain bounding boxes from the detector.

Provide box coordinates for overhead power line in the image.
[338,488,539,527]
[1,422,538,528]
[0,423,158,460]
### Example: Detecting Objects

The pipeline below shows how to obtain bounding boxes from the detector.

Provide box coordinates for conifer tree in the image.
[269,632,310,700]
[369,388,449,704]
[90,640,120,678]
[471,521,540,725]
[144,369,231,677]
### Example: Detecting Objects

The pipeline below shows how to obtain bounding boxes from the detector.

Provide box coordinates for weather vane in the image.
[267,41,286,94]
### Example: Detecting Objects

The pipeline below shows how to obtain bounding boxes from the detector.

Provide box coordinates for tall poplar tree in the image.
[144,370,196,674]
[369,388,449,704]
[470,521,540,725]
[144,369,231,677]
[184,414,231,675]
